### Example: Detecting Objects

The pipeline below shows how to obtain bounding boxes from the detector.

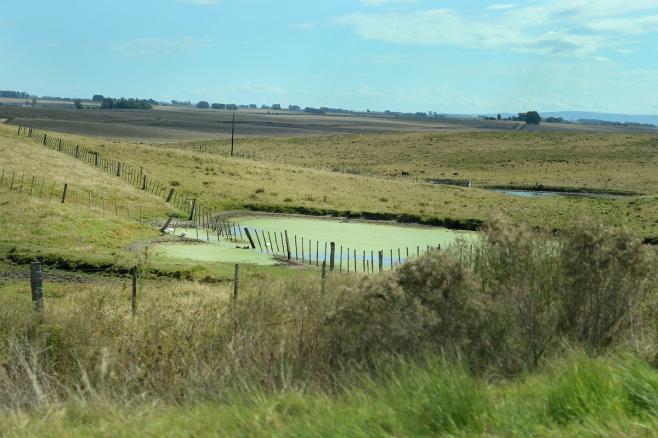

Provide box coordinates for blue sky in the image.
[2,0,658,114]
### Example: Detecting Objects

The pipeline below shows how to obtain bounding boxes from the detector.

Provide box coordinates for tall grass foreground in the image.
[0,219,656,412]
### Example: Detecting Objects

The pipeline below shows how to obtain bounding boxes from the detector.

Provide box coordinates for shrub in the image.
[556,221,655,353]
[324,252,483,368]
[474,218,560,371]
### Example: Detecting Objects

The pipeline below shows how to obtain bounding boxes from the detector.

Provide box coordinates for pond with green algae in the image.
[155,215,476,269]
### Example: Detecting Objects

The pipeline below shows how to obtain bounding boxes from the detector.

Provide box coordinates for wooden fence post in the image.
[187,199,196,221]
[339,245,343,272]
[285,230,291,260]
[233,264,240,300]
[378,250,383,273]
[116,162,122,177]
[142,175,148,190]
[321,261,327,294]
[244,228,256,249]
[60,183,68,203]
[254,229,263,250]
[330,242,336,271]
[30,261,44,312]
[166,188,175,203]
[131,267,138,317]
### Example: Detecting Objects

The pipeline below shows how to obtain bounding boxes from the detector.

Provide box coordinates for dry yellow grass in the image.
[179,131,658,194]
[0,130,178,268]
[0,130,173,216]
[1,126,656,243]
[20,128,656,240]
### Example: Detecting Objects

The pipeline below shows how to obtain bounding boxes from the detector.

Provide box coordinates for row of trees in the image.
[195,102,313,112]
[0,90,30,98]
[485,111,542,124]
[196,101,240,110]
[100,97,155,110]
[194,101,329,115]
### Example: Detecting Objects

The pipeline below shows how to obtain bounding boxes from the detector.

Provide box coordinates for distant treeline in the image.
[578,119,657,128]
[193,101,331,115]
[100,97,156,110]
[0,90,30,98]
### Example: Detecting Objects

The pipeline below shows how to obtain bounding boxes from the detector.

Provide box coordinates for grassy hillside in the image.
[0,130,173,269]
[179,130,658,194]
[17,128,656,240]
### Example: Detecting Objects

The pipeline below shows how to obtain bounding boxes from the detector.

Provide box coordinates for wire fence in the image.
[14,124,197,217]
[6,123,471,275]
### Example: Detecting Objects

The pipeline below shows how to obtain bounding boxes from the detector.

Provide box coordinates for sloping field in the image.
[0,130,173,267]
[180,130,658,194]
[13,128,656,241]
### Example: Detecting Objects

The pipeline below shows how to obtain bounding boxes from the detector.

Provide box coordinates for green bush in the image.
[557,221,655,353]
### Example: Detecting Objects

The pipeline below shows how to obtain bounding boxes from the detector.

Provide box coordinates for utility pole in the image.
[230,111,236,157]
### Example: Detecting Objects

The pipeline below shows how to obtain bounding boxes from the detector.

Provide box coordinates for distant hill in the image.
[540,111,658,126]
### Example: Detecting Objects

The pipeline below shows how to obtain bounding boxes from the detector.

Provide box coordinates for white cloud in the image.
[338,1,658,58]
[586,15,658,35]
[111,36,207,56]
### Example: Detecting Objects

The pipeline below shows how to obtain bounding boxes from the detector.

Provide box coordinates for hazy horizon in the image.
[2,0,658,115]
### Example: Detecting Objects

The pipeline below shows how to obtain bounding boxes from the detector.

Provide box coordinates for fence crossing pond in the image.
[155,215,477,270]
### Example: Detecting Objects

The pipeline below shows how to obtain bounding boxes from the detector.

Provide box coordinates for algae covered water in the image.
[157,215,476,269]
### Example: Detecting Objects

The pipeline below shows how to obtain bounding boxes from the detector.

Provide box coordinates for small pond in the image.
[156,215,476,270]
[491,189,630,199]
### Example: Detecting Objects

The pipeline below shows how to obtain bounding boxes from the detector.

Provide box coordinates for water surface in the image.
[157,215,476,270]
